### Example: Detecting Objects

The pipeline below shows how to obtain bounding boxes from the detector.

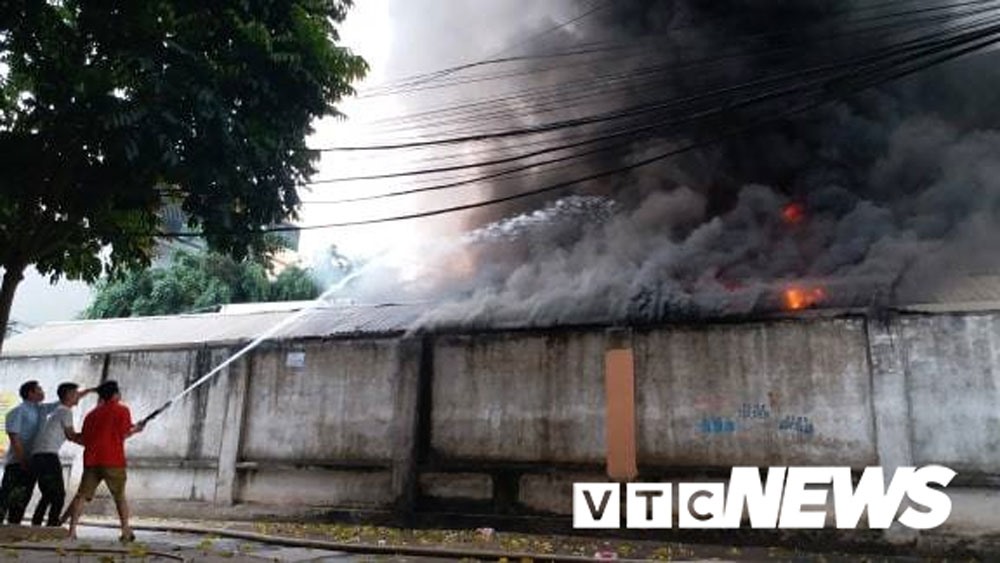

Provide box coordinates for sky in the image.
[9,269,92,328]
[297,0,404,263]
[297,0,573,264]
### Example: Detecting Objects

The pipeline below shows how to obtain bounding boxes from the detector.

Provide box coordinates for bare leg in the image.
[64,494,86,539]
[114,497,132,541]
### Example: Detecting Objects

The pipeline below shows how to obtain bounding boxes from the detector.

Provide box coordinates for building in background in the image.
[157,202,302,275]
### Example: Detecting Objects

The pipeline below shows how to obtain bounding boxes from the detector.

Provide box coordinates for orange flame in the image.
[784,286,826,311]
[782,203,805,225]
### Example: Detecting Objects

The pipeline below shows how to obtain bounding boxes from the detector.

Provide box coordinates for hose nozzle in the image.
[138,400,173,427]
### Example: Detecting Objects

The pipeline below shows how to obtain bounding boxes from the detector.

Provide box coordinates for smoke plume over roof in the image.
[336,0,1000,328]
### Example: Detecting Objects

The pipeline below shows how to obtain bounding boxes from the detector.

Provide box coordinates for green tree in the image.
[270,265,321,302]
[84,250,320,319]
[0,1,366,352]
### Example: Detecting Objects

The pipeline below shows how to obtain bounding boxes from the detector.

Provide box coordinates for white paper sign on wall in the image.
[286,351,306,369]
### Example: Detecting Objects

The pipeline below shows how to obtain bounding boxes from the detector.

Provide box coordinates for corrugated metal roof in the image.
[2,303,426,357]
[218,301,314,314]
[903,274,1000,305]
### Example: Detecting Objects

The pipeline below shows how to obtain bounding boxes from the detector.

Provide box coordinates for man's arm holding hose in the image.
[135,400,172,430]
[126,421,145,438]
[123,407,144,438]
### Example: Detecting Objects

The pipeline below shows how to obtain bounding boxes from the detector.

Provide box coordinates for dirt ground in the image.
[213,520,939,561]
[0,519,984,562]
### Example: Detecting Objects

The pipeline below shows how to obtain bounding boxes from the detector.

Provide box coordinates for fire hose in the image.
[80,520,643,563]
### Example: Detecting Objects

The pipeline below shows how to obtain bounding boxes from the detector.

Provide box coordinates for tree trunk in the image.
[0,264,26,356]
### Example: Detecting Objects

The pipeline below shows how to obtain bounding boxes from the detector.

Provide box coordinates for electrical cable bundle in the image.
[157,0,1000,236]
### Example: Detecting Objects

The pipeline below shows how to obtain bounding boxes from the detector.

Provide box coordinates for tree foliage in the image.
[270,265,321,302]
[84,250,321,319]
[0,0,366,350]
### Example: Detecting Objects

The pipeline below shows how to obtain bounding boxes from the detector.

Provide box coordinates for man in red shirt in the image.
[63,380,144,541]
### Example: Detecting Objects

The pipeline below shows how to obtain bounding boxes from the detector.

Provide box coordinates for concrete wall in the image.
[241,341,397,463]
[898,313,1000,474]
[431,331,606,464]
[237,340,400,507]
[634,319,877,467]
[3,310,1000,546]
[106,349,231,502]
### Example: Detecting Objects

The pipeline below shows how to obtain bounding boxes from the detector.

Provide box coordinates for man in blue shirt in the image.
[0,381,60,524]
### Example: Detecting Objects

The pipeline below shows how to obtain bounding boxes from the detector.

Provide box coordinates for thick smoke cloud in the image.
[342,0,1000,328]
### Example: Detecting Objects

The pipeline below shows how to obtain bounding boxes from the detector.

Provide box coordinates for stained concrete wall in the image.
[0,354,104,393]
[103,348,234,502]
[431,331,606,464]
[109,349,230,462]
[897,313,1000,474]
[3,310,1000,546]
[634,319,877,467]
[236,339,400,507]
[426,320,878,481]
[241,340,398,463]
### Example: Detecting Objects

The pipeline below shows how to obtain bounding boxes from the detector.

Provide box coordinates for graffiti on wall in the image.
[694,393,816,437]
[738,402,771,420]
[777,415,815,435]
[698,416,737,434]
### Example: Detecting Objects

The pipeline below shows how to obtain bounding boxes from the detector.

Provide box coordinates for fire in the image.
[783,286,826,311]
[781,202,805,225]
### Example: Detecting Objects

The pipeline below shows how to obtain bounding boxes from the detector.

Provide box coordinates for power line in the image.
[157,18,1000,237]
[354,0,991,100]
[150,3,1000,237]
[296,10,1000,206]
[315,0,1000,152]
[353,2,996,136]
[358,0,613,96]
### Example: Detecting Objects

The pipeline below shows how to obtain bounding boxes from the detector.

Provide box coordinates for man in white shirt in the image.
[30,382,93,527]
